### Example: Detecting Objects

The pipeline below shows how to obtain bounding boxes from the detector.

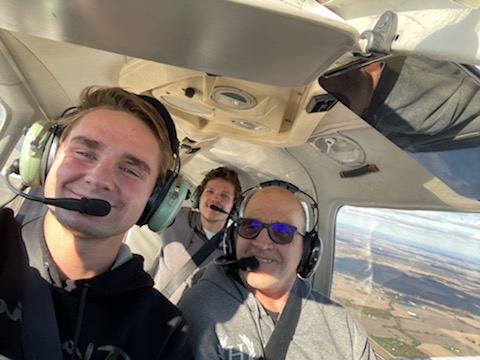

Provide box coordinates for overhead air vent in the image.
[314,134,365,166]
[230,119,270,132]
[211,87,257,110]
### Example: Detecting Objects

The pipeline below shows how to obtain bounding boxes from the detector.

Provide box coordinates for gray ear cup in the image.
[297,231,322,278]
[190,185,201,209]
[19,120,59,188]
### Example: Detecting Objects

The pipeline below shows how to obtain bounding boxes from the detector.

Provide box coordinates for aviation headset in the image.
[18,94,188,232]
[224,180,323,278]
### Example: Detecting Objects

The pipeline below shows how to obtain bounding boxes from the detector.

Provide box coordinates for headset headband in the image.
[137,94,179,157]
[239,180,319,233]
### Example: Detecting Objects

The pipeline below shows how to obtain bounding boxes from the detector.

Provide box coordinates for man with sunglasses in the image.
[178,182,376,360]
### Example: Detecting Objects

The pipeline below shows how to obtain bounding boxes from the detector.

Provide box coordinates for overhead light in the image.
[161,95,214,116]
[211,87,257,110]
[314,134,365,166]
[230,119,270,132]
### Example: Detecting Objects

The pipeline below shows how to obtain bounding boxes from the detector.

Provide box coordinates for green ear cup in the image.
[19,120,57,188]
[147,176,189,232]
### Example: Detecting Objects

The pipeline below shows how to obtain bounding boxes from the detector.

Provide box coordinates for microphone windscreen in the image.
[84,199,111,216]
[44,198,111,216]
[239,257,259,271]
[210,204,228,215]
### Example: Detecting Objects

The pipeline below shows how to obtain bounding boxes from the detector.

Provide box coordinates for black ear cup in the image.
[190,185,201,209]
[297,231,322,278]
[19,120,60,188]
[223,222,238,258]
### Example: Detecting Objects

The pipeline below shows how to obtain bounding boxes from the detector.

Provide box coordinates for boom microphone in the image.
[4,163,111,216]
[210,204,238,224]
[210,204,229,215]
[215,255,259,271]
[40,197,111,216]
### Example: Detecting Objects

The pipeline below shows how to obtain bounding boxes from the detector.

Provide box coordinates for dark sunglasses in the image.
[237,218,305,245]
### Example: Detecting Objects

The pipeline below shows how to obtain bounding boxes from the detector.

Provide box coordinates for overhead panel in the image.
[120,59,331,146]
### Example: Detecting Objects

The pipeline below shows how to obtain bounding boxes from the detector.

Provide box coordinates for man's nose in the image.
[210,192,222,203]
[251,228,274,250]
[84,160,116,190]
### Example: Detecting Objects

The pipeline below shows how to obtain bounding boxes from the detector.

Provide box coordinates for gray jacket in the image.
[178,263,376,360]
[150,207,224,303]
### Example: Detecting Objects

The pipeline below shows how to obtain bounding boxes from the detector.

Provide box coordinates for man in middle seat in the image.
[150,166,242,303]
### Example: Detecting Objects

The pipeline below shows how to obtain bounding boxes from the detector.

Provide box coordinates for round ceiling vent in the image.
[314,134,365,166]
[211,87,257,110]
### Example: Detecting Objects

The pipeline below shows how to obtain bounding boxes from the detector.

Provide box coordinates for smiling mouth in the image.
[255,257,273,263]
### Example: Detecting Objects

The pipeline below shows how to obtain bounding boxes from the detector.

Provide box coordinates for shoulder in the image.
[178,264,236,308]
[0,207,19,232]
[168,206,193,227]
[179,206,194,217]
[295,278,352,318]
[0,207,14,218]
[0,208,27,260]
[303,284,344,311]
[135,284,187,325]
[169,206,194,228]
[124,288,195,358]
[0,208,19,237]
[300,283,369,335]
[178,266,255,337]
[178,265,252,328]
[158,207,197,242]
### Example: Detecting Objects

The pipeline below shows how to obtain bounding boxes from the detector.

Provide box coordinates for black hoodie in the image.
[0,207,194,359]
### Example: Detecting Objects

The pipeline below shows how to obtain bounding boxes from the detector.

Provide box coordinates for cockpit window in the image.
[332,205,480,358]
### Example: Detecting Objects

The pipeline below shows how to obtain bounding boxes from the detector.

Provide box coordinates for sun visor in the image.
[0,0,359,87]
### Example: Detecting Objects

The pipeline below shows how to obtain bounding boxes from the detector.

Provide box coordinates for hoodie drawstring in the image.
[71,284,89,360]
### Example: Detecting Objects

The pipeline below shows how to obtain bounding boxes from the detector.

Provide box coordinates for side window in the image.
[332,206,480,358]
